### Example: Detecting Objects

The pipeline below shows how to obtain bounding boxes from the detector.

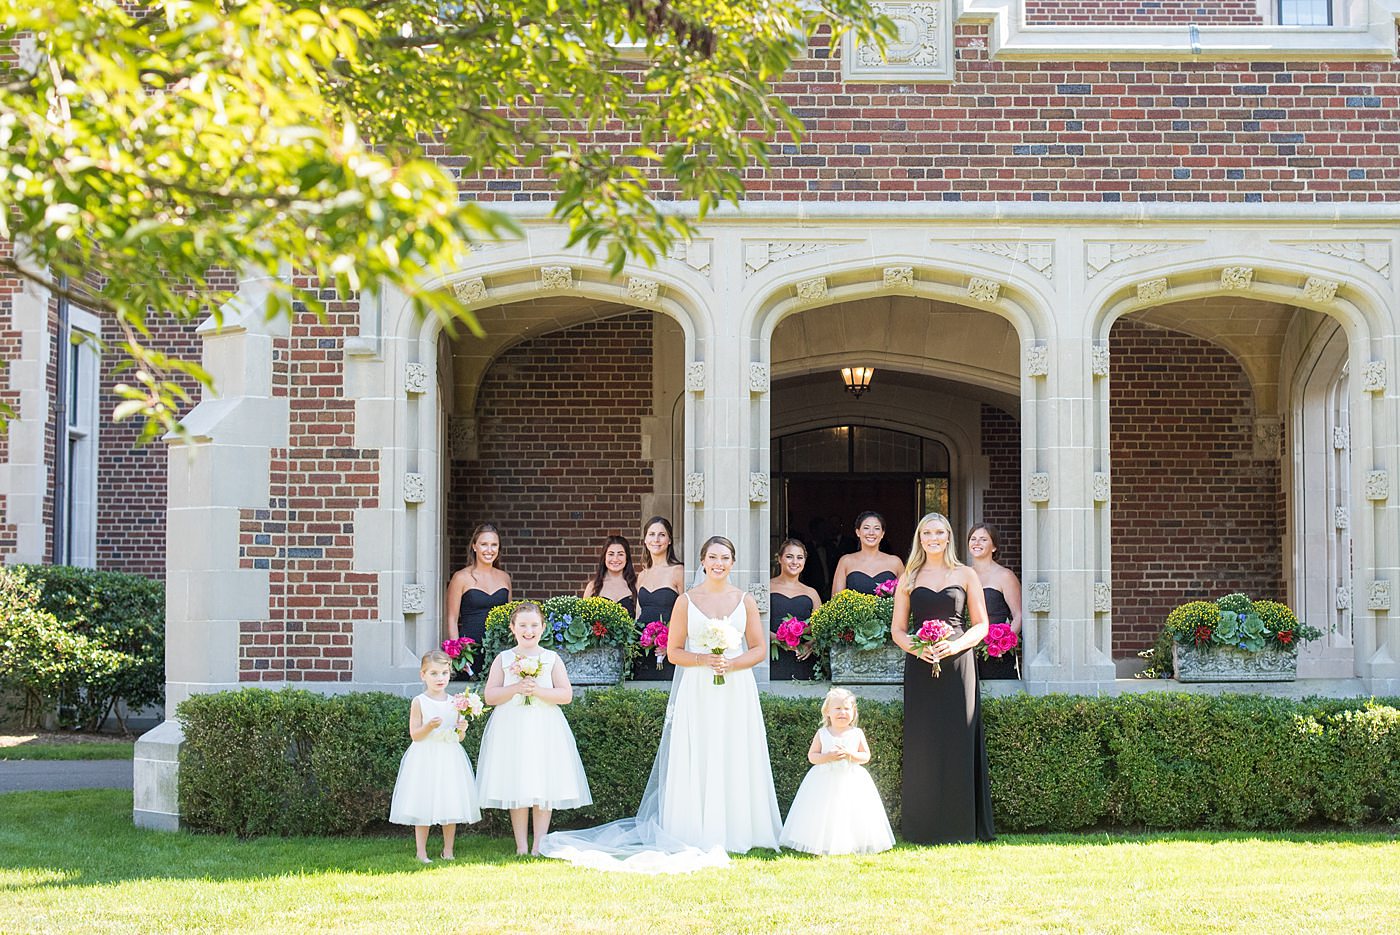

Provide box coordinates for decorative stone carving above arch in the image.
[744,241,859,277]
[952,241,1054,279]
[452,277,487,303]
[796,277,829,303]
[1302,276,1340,303]
[1136,278,1169,302]
[1085,241,1195,279]
[540,266,575,290]
[627,277,660,303]
[967,277,1002,304]
[1220,266,1255,290]
[843,1,954,83]
[1277,240,1390,279]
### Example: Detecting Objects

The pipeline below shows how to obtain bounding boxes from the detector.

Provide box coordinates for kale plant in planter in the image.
[807,590,903,684]
[1166,593,1321,682]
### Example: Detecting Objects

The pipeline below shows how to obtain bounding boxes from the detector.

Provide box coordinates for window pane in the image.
[1279,0,1330,25]
[780,426,849,473]
[921,438,950,473]
[852,426,920,473]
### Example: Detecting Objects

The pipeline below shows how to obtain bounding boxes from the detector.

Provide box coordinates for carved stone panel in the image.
[1334,507,1348,530]
[404,362,429,396]
[744,241,855,276]
[403,584,427,616]
[453,277,487,303]
[627,277,659,303]
[540,265,574,290]
[1025,346,1049,377]
[956,241,1054,278]
[1282,240,1390,278]
[1173,643,1298,682]
[685,473,705,504]
[1369,581,1392,611]
[1302,276,1339,303]
[748,582,769,615]
[450,416,478,459]
[749,472,770,504]
[403,472,426,504]
[967,277,1001,303]
[1085,241,1192,278]
[1362,361,1386,393]
[1136,278,1169,302]
[668,239,714,278]
[1221,266,1255,290]
[1091,343,1110,377]
[748,362,770,394]
[1333,425,1349,450]
[1253,417,1282,460]
[883,266,914,288]
[1365,470,1389,501]
[685,362,705,393]
[1093,472,1110,503]
[1026,582,1051,614]
[1028,472,1050,503]
[1093,583,1112,613]
[796,277,829,302]
[1336,585,1351,610]
[844,1,954,84]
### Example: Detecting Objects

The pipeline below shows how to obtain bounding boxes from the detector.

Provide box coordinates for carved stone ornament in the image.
[668,239,713,278]
[1093,472,1110,503]
[1362,361,1386,394]
[1026,582,1051,614]
[402,584,427,616]
[828,643,907,684]
[1282,240,1390,278]
[404,362,429,396]
[403,472,426,504]
[1093,583,1112,613]
[1028,472,1051,503]
[627,277,659,303]
[685,472,705,503]
[1335,585,1351,610]
[955,241,1054,278]
[1091,343,1110,377]
[744,241,856,277]
[748,582,769,615]
[540,265,574,290]
[749,472,770,503]
[883,266,915,288]
[1085,241,1191,278]
[1302,276,1339,303]
[1253,418,1283,460]
[1365,470,1389,501]
[558,646,626,686]
[749,362,770,394]
[1136,278,1169,302]
[844,1,954,84]
[967,277,1001,304]
[1172,643,1298,682]
[1335,507,1349,530]
[1333,424,1349,450]
[1369,580,1392,611]
[1025,346,1049,378]
[796,277,829,302]
[685,361,705,393]
[449,415,477,459]
[1221,266,1255,290]
[452,277,487,303]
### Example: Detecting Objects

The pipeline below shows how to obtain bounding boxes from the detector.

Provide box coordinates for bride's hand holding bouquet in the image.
[698,619,741,685]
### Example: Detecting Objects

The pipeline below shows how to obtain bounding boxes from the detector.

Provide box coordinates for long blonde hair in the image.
[820,687,859,727]
[900,512,962,591]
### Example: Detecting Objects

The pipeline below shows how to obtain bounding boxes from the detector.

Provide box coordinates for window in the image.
[1278,0,1331,25]
[62,307,101,567]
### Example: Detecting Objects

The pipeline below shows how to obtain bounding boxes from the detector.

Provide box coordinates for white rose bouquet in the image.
[698,620,741,685]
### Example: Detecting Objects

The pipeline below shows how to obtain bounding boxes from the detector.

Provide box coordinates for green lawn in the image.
[0,742,134,761]
[1,790,1396,934]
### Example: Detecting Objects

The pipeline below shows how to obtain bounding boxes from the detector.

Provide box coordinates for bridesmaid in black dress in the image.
[582,535,639,616]
[831,511,905,597]
[891,511,995,844]
[634,516,686,680]
[445,523,512,661]
[768,538,822,681]
[967,523,1022,681]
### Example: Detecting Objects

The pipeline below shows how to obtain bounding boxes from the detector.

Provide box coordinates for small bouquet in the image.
[873,577,898,598]
[772,616,810,660]
[979,622,1019,660]
[698,619,741,685]
[441,637,478,677]
[639,620,670,669]
[450,690,487,732]
[509,653,546,705]
[910,619,955,677]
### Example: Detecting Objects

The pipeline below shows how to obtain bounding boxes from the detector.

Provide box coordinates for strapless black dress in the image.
[902,585,995,844]
[844,570,898,595]
[458,587,509,648]
[610,594,636,616]
[977,587,1020,681]
[769,592,817,681]
[632,586,680,681]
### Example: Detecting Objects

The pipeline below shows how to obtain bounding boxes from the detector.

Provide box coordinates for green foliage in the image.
[0,0,894,439]
[1165,594,1317,653]
[1136,626,1177,679]
[177,688,1400,837]
[481,595,636,677]
[808,590,894,652]
[0,565,163,731]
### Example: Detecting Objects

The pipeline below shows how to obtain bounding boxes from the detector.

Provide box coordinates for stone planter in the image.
[1172,643,1298,682]
[559,645,626,685]
[829,643,905,684]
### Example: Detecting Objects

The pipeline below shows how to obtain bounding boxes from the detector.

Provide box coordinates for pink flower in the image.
[984,623,1018,658]
[639,620,670,670]
[774,616,808,650]
[911,619,955,677]
[874,578,898,598]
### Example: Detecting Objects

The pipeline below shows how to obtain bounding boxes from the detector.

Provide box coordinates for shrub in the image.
[176,689,1400,837]
[808,590,894,652]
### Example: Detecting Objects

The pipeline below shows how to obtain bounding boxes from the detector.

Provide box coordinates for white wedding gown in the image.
[540,594,782,873]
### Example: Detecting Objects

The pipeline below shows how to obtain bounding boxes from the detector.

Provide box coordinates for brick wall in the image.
[237,299,379,682]
[1026,1,1263,25]
[979,403,1022,577]
[447,312,655,601]
[1109,317,1283,654]
[460,25,1400,203]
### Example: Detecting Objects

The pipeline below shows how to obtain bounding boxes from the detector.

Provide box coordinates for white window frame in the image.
[63,306,101,568]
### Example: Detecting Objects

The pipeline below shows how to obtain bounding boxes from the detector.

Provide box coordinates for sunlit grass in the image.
[0,742,134,761]
[1,790,1396,933]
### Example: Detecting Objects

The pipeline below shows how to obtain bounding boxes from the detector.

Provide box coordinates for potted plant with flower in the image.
[1167,592,1321,682]
[807,589,902,684]
[484,595,633,685]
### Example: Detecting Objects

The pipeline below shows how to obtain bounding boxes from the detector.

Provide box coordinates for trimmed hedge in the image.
[177,689,1400,837]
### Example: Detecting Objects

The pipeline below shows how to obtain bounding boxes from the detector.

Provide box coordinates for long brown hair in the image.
[588,536,638,603]
[466,522,504,571]
[641,515,683,569]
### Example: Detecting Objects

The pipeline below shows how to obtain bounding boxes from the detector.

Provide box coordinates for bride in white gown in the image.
[540,535,782,873]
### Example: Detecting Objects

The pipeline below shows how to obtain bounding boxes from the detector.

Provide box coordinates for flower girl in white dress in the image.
[477,602,591,856]
[779,688,895,855]
[389,650,482,863]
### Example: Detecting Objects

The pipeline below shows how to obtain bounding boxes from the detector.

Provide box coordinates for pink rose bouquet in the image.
[639,620,670,669]
[873,578,898,598]
[509,654,546,705]
[771,615,811,661]
[450,690,487,731]
[910,618,955,677]
[980,622,1019,659]
[440,637,477,677]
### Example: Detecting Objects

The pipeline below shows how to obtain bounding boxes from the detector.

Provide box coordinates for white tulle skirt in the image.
[476,697,592,810]
[388,736,481,826]
[779,761,895,855]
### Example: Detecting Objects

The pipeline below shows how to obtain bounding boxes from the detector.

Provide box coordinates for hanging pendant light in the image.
[840,366,874,399]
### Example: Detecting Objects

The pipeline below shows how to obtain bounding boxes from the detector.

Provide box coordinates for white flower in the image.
[699,620,741,655]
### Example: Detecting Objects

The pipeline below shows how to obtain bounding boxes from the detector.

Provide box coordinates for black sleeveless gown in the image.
[844,570,898,596]
[769,592,817,681]
[977,587,1020,681]
[457,587,509,649]
[902,585,996,844]
[633,586,679,681]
